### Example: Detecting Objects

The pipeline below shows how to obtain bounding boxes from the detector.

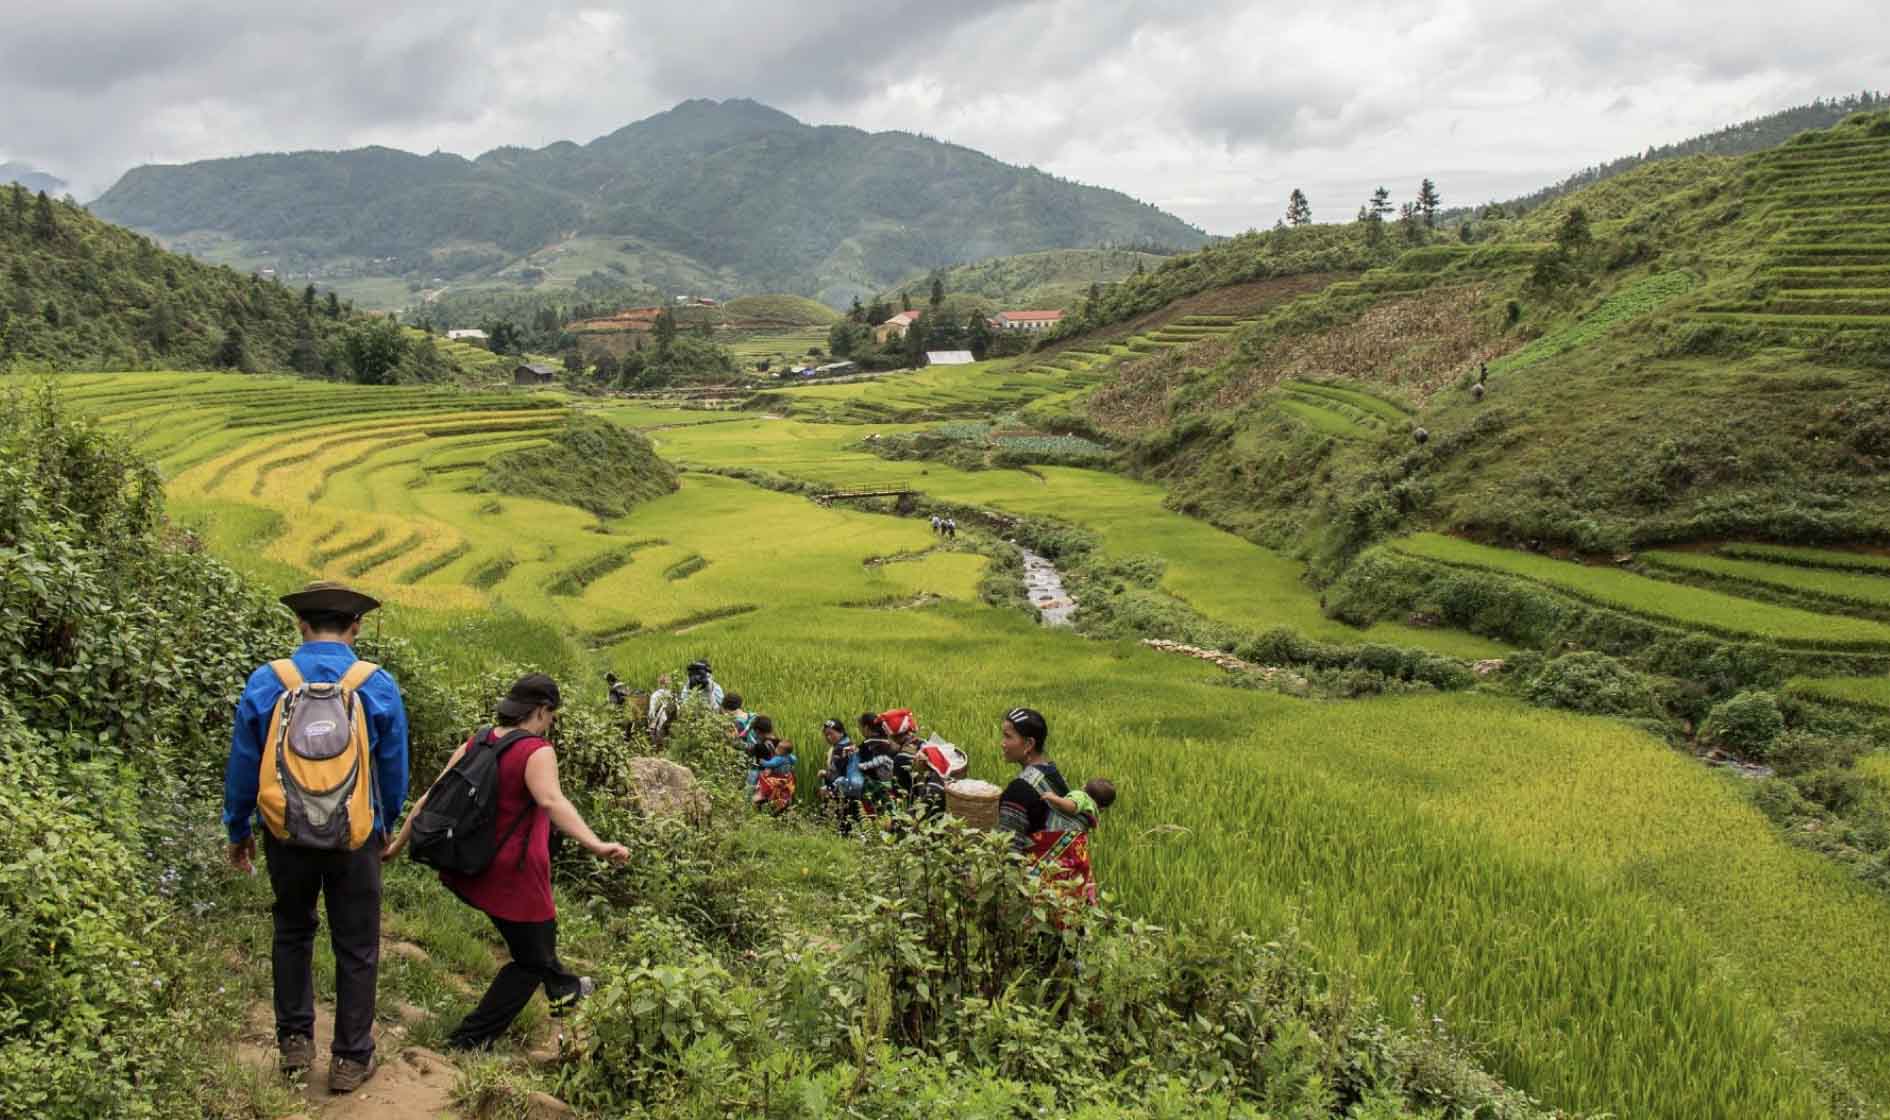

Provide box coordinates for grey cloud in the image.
[0,0,1884,228]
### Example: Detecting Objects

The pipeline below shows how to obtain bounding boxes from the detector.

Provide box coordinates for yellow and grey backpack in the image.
[256,659,379,850]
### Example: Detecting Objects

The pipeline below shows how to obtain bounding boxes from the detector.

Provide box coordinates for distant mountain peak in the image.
[91,100,1207,309]
[0,160,67,195]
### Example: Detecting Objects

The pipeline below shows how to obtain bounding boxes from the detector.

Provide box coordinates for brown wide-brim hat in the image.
[279,580,381,618]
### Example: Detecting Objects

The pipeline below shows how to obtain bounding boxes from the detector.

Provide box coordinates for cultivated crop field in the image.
[1394,532,1890,649]
[39,369,1890,1119]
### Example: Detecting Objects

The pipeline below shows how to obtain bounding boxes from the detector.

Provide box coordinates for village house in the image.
[925,350,975,366]
[992,309,1064,332]
[874,310,922,344]
[513,362,557,386]
[446,328,489,344]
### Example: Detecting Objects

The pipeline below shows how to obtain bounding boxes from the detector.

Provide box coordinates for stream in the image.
[1019,547,1077,626]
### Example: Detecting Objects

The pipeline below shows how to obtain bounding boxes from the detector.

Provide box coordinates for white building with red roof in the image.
[992,309,1065,332]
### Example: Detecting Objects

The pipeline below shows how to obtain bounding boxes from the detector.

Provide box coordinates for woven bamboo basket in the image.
[945,779,1002,829]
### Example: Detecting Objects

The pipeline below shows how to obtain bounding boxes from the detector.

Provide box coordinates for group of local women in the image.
[613,661,1118,908]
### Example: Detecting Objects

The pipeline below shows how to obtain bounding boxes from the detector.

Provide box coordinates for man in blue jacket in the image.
[223,581,409,1093]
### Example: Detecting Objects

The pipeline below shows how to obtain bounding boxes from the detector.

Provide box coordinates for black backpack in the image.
[409,727,535,876]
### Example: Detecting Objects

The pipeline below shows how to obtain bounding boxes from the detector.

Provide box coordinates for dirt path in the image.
[237,1001,463,1120]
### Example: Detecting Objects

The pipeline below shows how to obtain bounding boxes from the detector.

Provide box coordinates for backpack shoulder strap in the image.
[269,659,305,692]
[338,660,380,692]
[489,729,537,758]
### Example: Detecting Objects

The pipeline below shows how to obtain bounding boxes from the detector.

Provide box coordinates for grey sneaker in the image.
[328,1056,374,1093]
[278,1035,314,1074]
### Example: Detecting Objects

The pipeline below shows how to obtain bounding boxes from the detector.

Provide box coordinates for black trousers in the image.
[262,834,382,1062]
[447,913,581,1049]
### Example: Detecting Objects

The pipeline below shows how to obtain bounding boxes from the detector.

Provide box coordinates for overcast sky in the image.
[3,0,1885,233]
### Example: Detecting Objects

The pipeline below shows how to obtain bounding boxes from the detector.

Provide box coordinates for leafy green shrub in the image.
[1526,652,1660,716]
[1701,691,1786,757]
[1768,731,1863,777]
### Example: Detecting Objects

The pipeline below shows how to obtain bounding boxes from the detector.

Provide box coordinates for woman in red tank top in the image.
[385,674,629,1050]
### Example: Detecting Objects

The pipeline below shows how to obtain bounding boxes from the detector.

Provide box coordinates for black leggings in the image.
[447,913,581,1049]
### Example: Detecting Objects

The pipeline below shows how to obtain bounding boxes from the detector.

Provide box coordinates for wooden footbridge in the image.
[813,486,915,506]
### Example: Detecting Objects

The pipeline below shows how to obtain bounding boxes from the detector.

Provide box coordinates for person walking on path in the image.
[384,673,629,1051]
[223,581,410,1093]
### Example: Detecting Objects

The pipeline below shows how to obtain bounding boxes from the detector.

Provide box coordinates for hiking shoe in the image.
[278,1034,314,1074]
[328,1056,374,1094]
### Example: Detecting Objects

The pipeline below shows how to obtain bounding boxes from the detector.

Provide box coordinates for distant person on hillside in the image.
[944,517,957,539]
[383,674,629,1052]
[995,707,1097,908]
[930,515,942,534]
[605,672,629,709]
[222,581,410,1093]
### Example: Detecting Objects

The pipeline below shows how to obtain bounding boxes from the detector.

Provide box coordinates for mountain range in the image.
[89,99,1208,309]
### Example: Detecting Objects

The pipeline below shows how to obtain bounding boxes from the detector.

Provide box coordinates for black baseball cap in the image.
[497,673,562,722]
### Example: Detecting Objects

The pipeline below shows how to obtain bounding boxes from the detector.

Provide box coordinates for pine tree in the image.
[1370,187,1392,219]
[967,311,993,360]
[901,290,912,312]
[652,308,677,356]
[849,296,865,323]
[33,191,57,242]
[289,321,321,374]
[7,184,25,231]
[929,274,945,310]
[1286,189,1312,226]
[324,291,341,319]
[1555,206,1593,252]
[303,284,317,313]
[1417,179,1442,227]
[215,323,250,371]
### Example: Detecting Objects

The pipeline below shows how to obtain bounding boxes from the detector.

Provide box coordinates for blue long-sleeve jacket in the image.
[223,640,410,844]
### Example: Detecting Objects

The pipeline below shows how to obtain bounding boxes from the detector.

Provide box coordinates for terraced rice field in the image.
[766,355,1115,421]
[1721,541,1890,573]
[1692,126,1890,333]
[39,365,1890,1118]
[724,326,832,369]
[1643,548,1890,611]
[1276,378,1414,437]
[1495,270,1697,374]
[1787,674,1890,711]
[1393,533,1890,649]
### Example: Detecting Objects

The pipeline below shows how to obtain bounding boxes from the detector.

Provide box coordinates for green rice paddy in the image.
[36,368,1890,1119]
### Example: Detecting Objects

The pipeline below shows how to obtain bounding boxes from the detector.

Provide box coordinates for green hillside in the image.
[0,185,508,381]
[1094,108,1890,576]
[720,293,840,325]
[0,184,332,372]
[1457,91,1886,219]
[92,99,1208,311]
[879,248,1173,312]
